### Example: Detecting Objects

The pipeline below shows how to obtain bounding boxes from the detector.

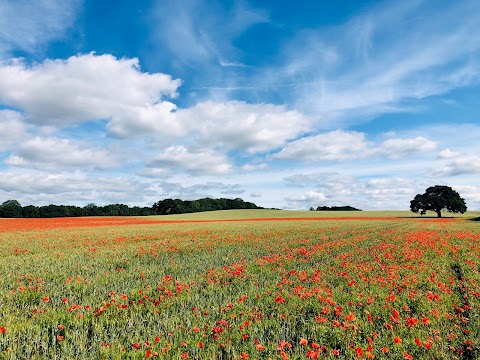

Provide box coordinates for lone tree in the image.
[410,185,467,218]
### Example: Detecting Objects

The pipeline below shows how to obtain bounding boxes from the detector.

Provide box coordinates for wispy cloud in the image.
[245,0,480,126]
[149,0,267,70]
[0,0,82,59]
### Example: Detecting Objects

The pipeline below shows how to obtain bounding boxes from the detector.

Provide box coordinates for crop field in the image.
[0,210,479,359]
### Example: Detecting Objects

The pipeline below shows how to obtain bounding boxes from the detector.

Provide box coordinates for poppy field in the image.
[0,210,479,359]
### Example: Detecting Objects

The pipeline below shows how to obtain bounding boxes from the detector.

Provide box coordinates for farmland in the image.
[0,210,479,359]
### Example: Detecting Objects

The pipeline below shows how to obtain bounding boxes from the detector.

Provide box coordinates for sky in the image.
[0,0,479,211]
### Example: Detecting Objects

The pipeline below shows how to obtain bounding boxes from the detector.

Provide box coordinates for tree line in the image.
[152,198,261,215]
[309,205,361,211]
[0,198,262,218]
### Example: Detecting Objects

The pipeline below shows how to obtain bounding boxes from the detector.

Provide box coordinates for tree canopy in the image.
[152,198,261,215]
[310,205,361,211]
[0,198,263,218]
[410,185,467,218]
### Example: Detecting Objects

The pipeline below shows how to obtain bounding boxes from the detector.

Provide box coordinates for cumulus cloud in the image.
[107,102,181,139]
[273,130,372,161]
[438,148,461,159]
[0,171,153,205]
[178,101,310,153]
[242,163,268,172]
[135,168,171,179]
[0,54,313,152]
[151,180,245,200]
[4,137,118,170]
[0,53,181,135]
[363,178,416,198]
[453,185,480,209]
[147,146,232,175]
[284,191,327,209]
[380,136,437,158]
[431,155,480,177]
[274,131,440,162]
[220,184,245,195]
[0,110,28,152]
[284,172,340,188]
[284,172,356,205]
[282,171,421,210]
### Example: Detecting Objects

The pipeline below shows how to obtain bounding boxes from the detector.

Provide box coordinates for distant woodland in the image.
[0,198,262,218]
[309,205,361,211]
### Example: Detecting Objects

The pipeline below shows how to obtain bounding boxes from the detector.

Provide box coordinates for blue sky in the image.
[0,0,479,210]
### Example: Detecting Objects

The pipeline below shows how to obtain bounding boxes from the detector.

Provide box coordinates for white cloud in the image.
[220,184,245,195]
[219,59,248,68]
[273,130,372,161]
[0,53,181,136]
[261,0,480,126]
[107,102,181,139]
[286,191,327,202]
[148,180,246,201]
[242,163,268,172]
[438,148,461,159]
[453,185,480,209]
[274,131,441,162]
[147,146,232,175]
[178,101,310,153]
[150,0,267,70]
[282,173,420,210]
[4,137,118,170]
[380,136,437,159]
[0,110,28,152]
[284,172,341,188]
[311,174,356,196]
[135,168,171,179]
[0,171,153,205]
[0,0,81,58]
[432,155,480,177]
[363,178,416,197]
[284,191,327,209]
[0,54,313,151]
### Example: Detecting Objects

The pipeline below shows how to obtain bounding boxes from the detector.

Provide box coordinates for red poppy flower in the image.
[355,347,363,357]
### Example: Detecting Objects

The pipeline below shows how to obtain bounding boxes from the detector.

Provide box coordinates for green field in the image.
[0,211,478,359]
[159,209,480,220]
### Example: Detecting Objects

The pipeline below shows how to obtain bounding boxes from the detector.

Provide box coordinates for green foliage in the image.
[0,199,23,218]
[410,185,467,218]
[313,205,361,211]
[0,198,262,218]
[0,201,156,218]
[152,197,262,215]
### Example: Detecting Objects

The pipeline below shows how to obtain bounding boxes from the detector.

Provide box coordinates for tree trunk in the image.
[436,209,442,218]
